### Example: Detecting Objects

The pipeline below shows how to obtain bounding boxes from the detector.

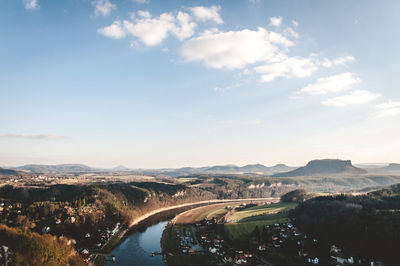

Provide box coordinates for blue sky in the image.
[0,0,399,168]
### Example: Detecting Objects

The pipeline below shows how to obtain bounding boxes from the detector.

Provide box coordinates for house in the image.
[308,257,319,264]
[258,244,267,251]
[209,247,217,253]
[244,252,252,258]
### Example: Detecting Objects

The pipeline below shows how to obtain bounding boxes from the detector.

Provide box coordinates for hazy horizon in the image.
[1,0,399,168]
[1,159,394,170]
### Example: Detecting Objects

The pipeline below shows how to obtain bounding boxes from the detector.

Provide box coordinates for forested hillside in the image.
[290,184,400,264]
[0,223,83,265]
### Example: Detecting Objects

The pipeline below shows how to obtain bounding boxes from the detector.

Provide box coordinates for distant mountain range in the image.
[6,163,295,176]
[3,160,400,177]
[273,159,367,177]
[16,164,93,173]
[136,163,297,177]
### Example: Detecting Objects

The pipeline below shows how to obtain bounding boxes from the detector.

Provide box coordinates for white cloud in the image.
[97,20,126,39]
[132,0,149,3]
[180,27,293,69]
[214,82,243,92]
[180,25,350,82]
[270,16,282,27]
[268,31,294,47]
[92,0,116,17]
[300,72,361,95]
[99,10,196,46]
[284,27,299,38]
[190,5,223,24]
[292,20,299,28]
[123,12,175,46]
[172,12,197,41]
[322,90,380,107]
[255,56,317,82]
[0,134,66,140]
[375,100,400,117]
[98,11,355,84]
[321,55,355,68]
[23,0,39,10]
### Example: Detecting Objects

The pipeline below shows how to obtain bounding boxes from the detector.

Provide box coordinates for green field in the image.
[225,202,297,240]
[204,208,229,220]
[227,202,297,222]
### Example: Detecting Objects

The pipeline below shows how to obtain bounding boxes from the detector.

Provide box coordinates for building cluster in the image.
[192,218,385,266]
[194,217,262,265]
[176,227,197,254]
[329,245,384,266]
[200,230,257,265]
[0,175,65,186]
[78,222,121,264]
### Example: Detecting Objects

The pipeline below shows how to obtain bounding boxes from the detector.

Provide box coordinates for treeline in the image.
[290,184,400,265]
[280,189,313,203]
[0,223,83,265]
[180,174,400,199]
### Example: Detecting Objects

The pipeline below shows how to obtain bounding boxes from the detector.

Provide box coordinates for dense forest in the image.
[290,184,400,265]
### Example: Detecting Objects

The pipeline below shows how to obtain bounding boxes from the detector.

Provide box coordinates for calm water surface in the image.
[107,221,168,266]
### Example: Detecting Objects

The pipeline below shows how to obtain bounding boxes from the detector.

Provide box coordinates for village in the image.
[0,195,122,265]
[164,202,385,266]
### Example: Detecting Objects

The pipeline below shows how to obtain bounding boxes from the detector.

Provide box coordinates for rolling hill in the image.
[161,163,296,176]
[16,164,93,173]
[367,163,400,174]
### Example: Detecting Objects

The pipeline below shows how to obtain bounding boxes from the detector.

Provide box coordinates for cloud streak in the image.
[92,0,116,17]
[0,134,67,140]
[375,100,400,117]
[23,0,39,10]
[322,90,380,107]
[190,5,223,24]
[300,72,361,95]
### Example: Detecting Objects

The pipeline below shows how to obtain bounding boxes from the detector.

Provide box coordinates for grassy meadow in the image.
[225,202,297,240]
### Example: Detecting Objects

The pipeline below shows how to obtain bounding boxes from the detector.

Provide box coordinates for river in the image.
[105,198,277,265]
[107,220,168,266]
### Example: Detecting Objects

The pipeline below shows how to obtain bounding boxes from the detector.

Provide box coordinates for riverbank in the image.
[93,198,278,265]
[91,198,278,266]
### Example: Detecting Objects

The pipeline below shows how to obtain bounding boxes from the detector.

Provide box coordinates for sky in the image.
[0,0,399,168]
